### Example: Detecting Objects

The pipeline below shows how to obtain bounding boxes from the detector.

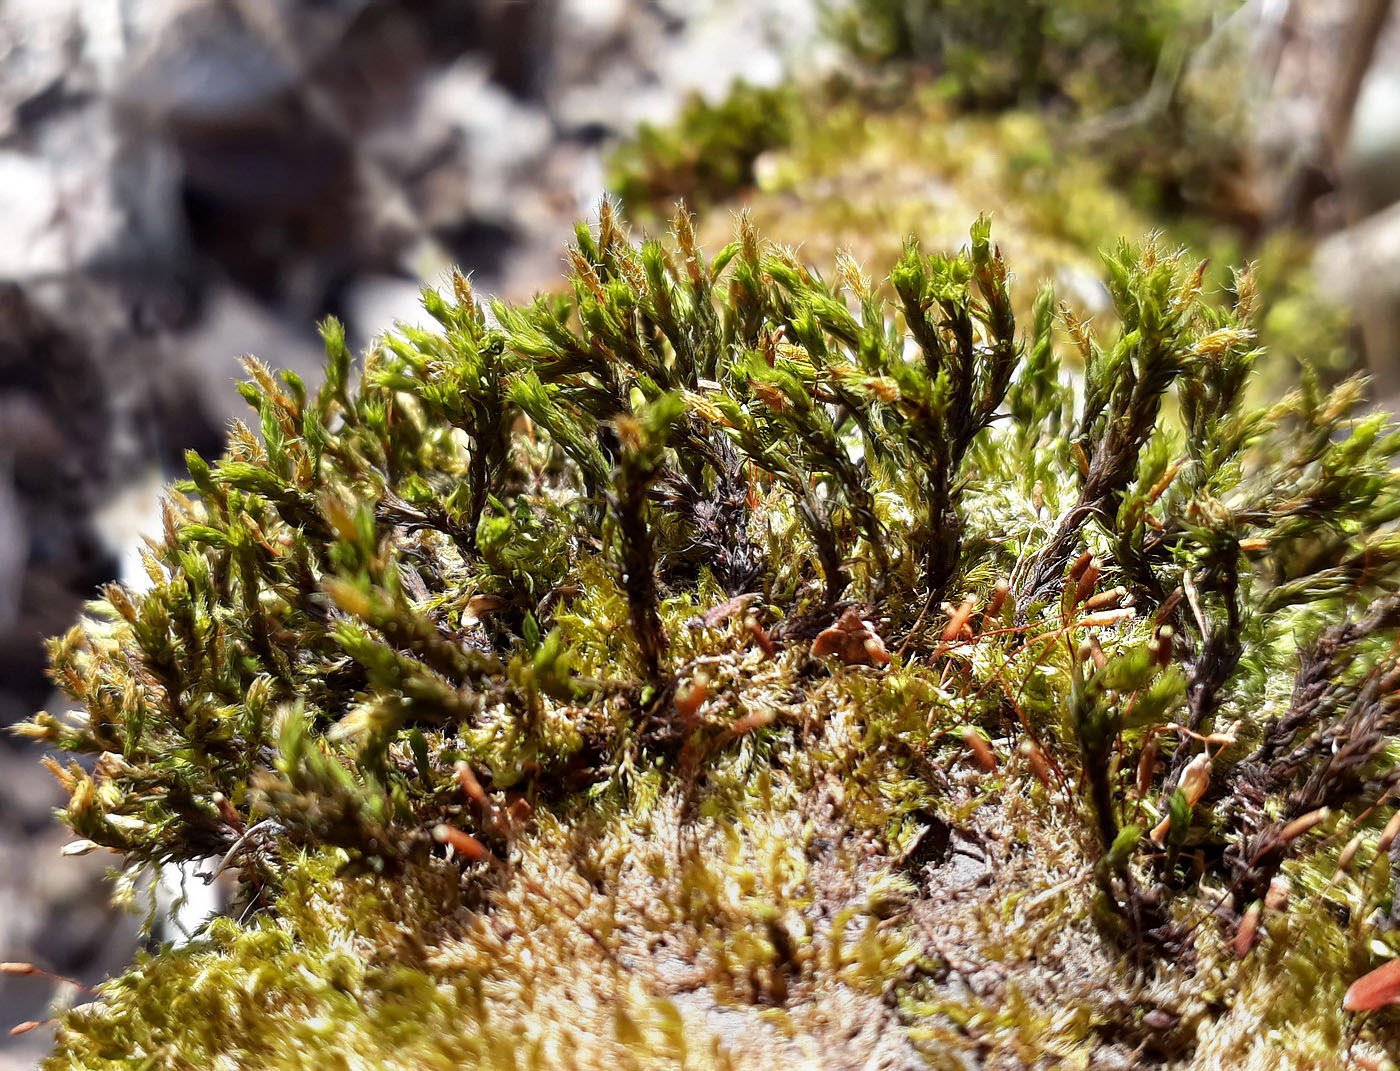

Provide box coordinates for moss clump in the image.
[22,204,1400,1069]
[821,0,1226,113]
[607,80,797,216]
[611,73,1349,389]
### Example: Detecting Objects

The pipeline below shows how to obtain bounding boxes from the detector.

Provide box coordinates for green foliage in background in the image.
[822,0,1228,111]
[21,207,1400,1069]
[607,81,796,215]
[607,32,1344,388]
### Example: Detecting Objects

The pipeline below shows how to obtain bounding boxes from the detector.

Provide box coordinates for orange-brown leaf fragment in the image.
[941,595,977,645]
[810,608,888,667]
[1345,957,1400,1012]
[432,824,490,863]
[1233,901,1261,959]
[962,727,996,773]
[702,593,760,628]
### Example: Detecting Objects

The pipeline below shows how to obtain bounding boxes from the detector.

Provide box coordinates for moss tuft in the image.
[22,206,1400,1069]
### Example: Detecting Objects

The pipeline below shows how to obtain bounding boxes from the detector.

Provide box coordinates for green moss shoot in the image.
[20,203,1400,1069]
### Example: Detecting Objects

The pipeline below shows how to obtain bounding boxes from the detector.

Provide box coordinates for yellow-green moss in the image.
[23,208,1400,1070]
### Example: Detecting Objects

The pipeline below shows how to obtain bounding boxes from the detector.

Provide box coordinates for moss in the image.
[21,206,1400,1069]
[607,81,797,215]
[609,17,1346,386]
[820,0,1227,113]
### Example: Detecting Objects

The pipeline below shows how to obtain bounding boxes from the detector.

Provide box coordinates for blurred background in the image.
[1,0,1399,1064]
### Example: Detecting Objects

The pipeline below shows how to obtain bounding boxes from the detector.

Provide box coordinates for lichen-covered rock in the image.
[20,205,1400,1069]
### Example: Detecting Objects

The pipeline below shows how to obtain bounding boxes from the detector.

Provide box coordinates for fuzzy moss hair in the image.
[19,203,1400,1069]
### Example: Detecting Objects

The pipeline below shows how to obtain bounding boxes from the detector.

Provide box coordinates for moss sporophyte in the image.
[18,204,1400,1068]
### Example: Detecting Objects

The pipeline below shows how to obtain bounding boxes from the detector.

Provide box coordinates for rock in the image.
[1314,200,1400,305]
